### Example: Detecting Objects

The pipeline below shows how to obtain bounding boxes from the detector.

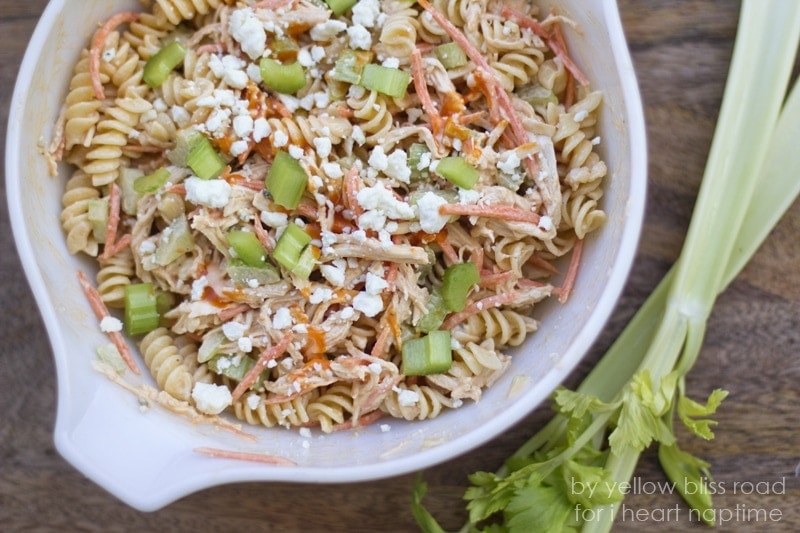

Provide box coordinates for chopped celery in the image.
[518,84,558,107]
[119,168,143,216]
[434,156,479,189]
[266,150,309,209]
[407,143,431,181]
[291,244,318,279]
[442,262,480,312]
[208,354,266,389]
[87,198,108,242]
[96,343,127,374]
[185,134,226,180]
[198,329,225,363]
[331,49,373,84]
[272,222,312,273]
[168,129,203,167]
[226,259,281,287]
[227,229,268,268]
[154,214,194,266]
[359,64,411,99]
[402,330,452,376]
[133,167,171,194]
[324,0,357,15]
[260,58,307,94]
[434,42,468,69]
[416,289,449,333]
[124,283,160,336]
[143,41,186,88]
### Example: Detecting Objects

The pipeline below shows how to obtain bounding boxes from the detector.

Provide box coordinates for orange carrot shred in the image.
[558,238,584,303]
[441,292,518,330]
[194,447,297,466]
[411,48,444,138]
[438,202,541,225]
[89,11,140,100]
[230,332,293,403]
[76,270,140,374]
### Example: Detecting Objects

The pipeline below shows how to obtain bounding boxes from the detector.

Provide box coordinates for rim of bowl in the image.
[6,0,647,510]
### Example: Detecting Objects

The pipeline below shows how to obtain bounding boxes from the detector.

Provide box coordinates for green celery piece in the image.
[434,156,479,189]
[227,229,268,268]
[324,0,357,15]
[359,63,411,99]
[260,58,306,94]
[143,41,186,88]
[266,151,309,209]
[154,214,194,266]
[441,262,480,312]
[87,198,108,242]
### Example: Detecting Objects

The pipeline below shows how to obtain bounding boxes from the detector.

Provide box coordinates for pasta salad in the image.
[52,0,608,433]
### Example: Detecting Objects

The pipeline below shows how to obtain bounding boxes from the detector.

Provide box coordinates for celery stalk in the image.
[412,1,800,531]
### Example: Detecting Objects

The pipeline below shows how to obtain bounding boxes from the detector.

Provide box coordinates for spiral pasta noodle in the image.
[139,327,195,401]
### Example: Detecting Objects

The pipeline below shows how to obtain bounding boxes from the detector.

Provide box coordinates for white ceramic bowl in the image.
[7,0,646,512]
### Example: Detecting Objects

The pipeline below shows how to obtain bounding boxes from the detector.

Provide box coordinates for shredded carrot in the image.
[441,292,518,330]
[528,253,560,274]
[342,165,363,218]
[76,270,140,374]
[89,11,140,100]
[224,173,264,191]
[230,332,293,403]
[217,303,251,322]
[370,322,392,358]
[254,0,297,9]
[438,202,541,225]
[194,447,297,466]
[99,182,122,261]
[107,234,132,258]
[438,240,459,265]
[479,269,516,287]
[411,48,444,139]
[195,43,226,55]
[471,247,484,272]
[501,6,590,87]
[558,238,583,303]
[252,209,274,252]
[167,183,186,195]
[332,409,384,431]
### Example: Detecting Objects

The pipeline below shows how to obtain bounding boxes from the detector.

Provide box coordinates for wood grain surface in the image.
[1,1,799,531]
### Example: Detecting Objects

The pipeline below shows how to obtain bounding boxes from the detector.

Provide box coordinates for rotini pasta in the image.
[53,0,608,433]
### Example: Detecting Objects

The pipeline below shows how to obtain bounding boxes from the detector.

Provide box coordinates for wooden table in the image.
[2,1,798,531]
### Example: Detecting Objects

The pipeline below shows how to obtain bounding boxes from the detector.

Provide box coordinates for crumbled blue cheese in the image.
[191,382,232,415]
[320,260,347,287]
[394,386,420,406]
[365,271,388,295]
[356,183,415,219]
[272,307,293,329]
[384,149,411,183]
[260,210,288,228]
[352,0,381,28]
[353,291,383,317]
[222,321,246,341]
[229,8,267,60]
[310,19,347,42]
[347,24,372,50]
[191,276,209,300]
[246,393,261,410]
[185,177,231,208]
[313,137,332,158]
[253,117,271,142]
[309,286,334,304]
[238,336,253,353]
[100,316,123,333]
[416,191,449,233]
[537,215,554,232]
